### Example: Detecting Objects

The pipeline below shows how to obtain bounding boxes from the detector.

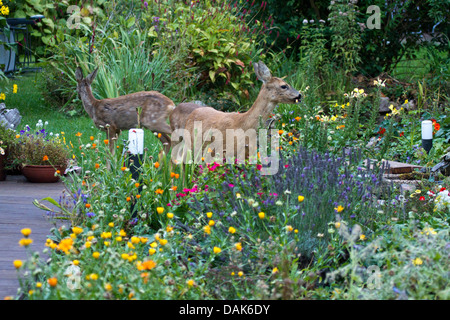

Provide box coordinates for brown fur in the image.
[75,67,175,154]
[182,61,301,162]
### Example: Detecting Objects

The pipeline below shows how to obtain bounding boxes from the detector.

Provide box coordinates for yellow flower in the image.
[203,225,211,234]
[335,222,341,229]
[89,273,99,281]
[21,228,32,237]
[412,257,423,266]
[57,238,73,254]
[159,239,168,246]
[208,220,215,226]
[167,212,174,219]
[157,207,164,214]
[272,267,278,274]
[131,236,140,244]
[228,227,236,234]
[13,84,17,93]
[286,225,294,232]
[92,252,100,259]
[187,279,195,287]
[206,212,213,218]
[334,205,344,213]
[72,260,80,266]
[298,195,305,202]
[19,238,33,247]
[258,212,265,219]
[235,242,242,251]
[72,227,83,235]
[149,248,156,255]
[359,234,366,241]
[238,271,244,277]
[213,246,221,254]
[13,260,22,269]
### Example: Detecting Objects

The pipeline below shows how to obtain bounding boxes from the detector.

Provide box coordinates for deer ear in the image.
[86,67,99,83]
[75,67,84,82]
[254,61,271,83]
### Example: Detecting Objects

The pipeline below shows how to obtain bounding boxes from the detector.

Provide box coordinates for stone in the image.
[0,103,22,130]
[379,97,399,114]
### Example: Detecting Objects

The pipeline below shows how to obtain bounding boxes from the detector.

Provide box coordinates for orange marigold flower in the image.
[85,203,91,209]
[75,132,82,137]
[154,162,160,169]
[155,188,163,195]
[104,139,109,145]
[95,163,100,169]
[48,277,58,287]
[126,196,131,202]
[42,155,49,161]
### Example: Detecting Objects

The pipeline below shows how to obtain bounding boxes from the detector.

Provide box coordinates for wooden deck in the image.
[0,174,65,299]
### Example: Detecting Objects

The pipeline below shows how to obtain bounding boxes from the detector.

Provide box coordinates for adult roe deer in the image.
[75,67,175,155]
[175,61,301,164]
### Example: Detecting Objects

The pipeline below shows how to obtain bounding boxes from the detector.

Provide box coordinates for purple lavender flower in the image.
[86,212,95,218]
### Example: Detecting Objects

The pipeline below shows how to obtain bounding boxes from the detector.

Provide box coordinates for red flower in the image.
[419,196,425,201]
[399,132,404,137]
[377,127,386,135]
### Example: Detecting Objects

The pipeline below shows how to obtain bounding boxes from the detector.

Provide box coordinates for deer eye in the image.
[281,85,288,90]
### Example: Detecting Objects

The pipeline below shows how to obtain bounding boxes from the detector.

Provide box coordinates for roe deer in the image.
[177,61,301,164]
[75,67,175,155]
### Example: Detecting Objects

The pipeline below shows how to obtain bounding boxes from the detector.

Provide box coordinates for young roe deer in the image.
[75,67,175,155]
[177,61,301,163]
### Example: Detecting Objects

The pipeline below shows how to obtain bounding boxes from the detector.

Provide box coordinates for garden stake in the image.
[422,120,433,153]
[128,129,144,219]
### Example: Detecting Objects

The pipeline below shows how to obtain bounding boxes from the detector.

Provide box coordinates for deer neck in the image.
[241,86,276,130]
[78,84,98,118]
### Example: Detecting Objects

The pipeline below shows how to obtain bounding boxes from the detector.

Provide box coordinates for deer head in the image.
[75,67,98,95]
[253,61,302,105]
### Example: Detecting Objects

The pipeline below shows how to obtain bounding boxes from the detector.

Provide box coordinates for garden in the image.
[0,0,449,301]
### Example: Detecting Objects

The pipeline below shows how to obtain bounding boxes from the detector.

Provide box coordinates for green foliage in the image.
[328,0,361,74]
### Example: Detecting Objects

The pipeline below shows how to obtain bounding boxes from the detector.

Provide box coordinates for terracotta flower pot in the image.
[22,165,65,183]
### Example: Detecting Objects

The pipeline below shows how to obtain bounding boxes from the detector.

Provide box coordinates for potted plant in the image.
[9,123,71,183]
[0,124,16,181]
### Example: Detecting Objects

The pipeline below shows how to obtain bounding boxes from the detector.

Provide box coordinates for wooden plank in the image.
[0,175,64,299]
[363,159,423,174]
